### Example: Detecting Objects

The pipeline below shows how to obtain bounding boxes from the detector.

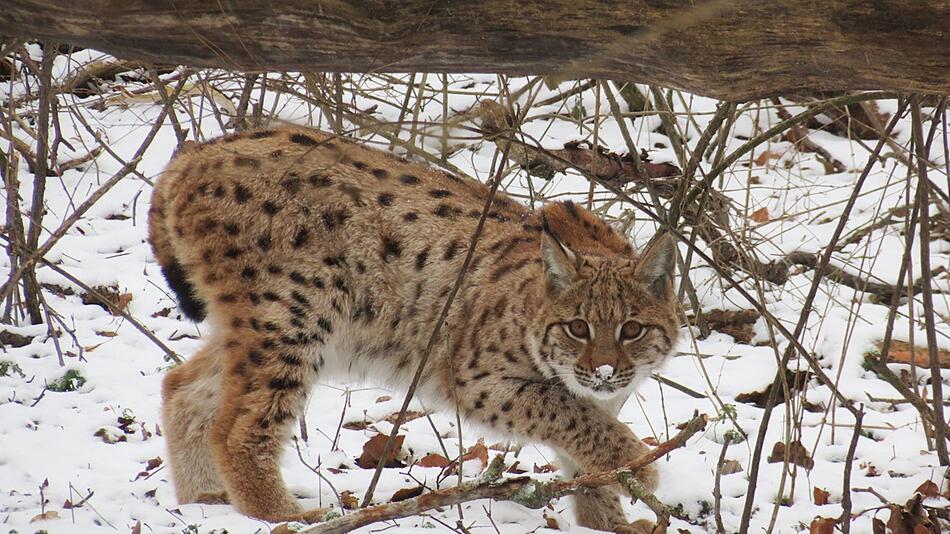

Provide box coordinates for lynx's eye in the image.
[619,321,646,342]
[565,319,591,340]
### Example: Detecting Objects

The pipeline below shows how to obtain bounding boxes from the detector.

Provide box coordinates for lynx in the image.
[150,126,679,533]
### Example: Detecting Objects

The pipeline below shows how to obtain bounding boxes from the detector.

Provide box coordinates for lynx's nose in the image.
[595,364,614,381]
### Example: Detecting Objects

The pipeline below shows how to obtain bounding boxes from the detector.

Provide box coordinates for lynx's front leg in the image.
[461,376,657,532]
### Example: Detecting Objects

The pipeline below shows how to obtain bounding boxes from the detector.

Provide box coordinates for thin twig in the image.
[738,98,907,534]
[360,131,514,508]
[295,413,707,534]
[839,406,864,533]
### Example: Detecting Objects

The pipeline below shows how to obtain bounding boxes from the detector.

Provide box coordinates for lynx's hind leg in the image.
[161,343,228,503]
[208,325,325,522]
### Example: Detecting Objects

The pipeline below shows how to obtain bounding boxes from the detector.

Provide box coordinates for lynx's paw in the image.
[193,491,229,504]
[613,518,657,534]
[270,507,332,534]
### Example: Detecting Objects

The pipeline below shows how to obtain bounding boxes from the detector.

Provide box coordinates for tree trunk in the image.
[2,1,949,100]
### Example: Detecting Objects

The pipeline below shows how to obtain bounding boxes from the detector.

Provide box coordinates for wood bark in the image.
[2,1,949,100]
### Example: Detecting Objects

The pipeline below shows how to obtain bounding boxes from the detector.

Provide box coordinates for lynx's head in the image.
[531,211,679,401]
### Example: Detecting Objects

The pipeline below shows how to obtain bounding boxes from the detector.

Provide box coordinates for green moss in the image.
[0,360,25,378]
[48,369,87,392]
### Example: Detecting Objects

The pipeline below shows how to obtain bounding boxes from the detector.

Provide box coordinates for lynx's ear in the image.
[540,212,578,295]
[635,232,676,299]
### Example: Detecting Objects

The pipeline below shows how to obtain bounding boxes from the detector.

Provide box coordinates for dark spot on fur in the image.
[267,264,282,274]
[289,272,306,284]
[224,247,242,259]
[262,201,280,215]
[257,235,272,251]
[234,185,252,203]
[372,168,389,179]
[415,247,429,270]
[248,350,264,365]
[317,317,332,333]
[434,203,463,218]
[279,353,302,366]
[308,174,332,187]
[223,222,240,235]
[322,207,351,230]
[377,192,394,206]
[292,228,310,248]
[402,211,419,222]
[234,157,260,168]
[399,174,419,185]
[443,239,463,261]
[429,189,452,198]
[250,130,276,139]
[281,177,302,193]
[380,235,402,262]
[290,133,318,146]
[241,267,257,280]
[263,291,280,301]
[269,376,302,390]
[352,160,368,170]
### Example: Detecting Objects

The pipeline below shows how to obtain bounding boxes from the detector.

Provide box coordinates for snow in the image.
[1,58,949,534]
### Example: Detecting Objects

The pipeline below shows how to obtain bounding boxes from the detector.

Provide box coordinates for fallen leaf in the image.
[144,489,156,498]
[390,485,424,502]
[115,292,134,313]
[356,433,405,469]
[417,453,451,468]
[642,436,659,446]
[874,340,950,369]
[914,480,940,499]
[751,207,771,223]
[814,487,830,505]
[339,490,359,509]
[754,151,782,167]
[506,461,527,474]
[534,463,558,474]
[767,440,815,470]
[720,459,743,475]
[809,517,836,534]
[462,440,489,469]
[375,395,391,403]
[30,510,60,522]
[151,307,172,318]
[543,511,562,530]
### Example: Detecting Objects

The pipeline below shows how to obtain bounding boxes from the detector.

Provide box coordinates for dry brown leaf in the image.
[534,463,558,473]
[720,459,743,475]
[809,517,837,534]
[750,207,771,223]
[30,510,60,522]
[356,433,405,469]
[642,436,659,446]
[390,485,424,502]
[543,511,562,530]
[814,486,830,505]
[914,480,940,499]
[375,395,392,403]
[96,330,118,338]
[875,340,950,369]
[339,490,359,509]
[754,151,782,166]
[417,453,451,468]
[767,440,815,470]
[462,440,489,469]
[115,292,133,313]
[506,460,527,474]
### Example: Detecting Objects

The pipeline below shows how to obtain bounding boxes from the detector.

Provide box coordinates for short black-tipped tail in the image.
[160,260,206,322]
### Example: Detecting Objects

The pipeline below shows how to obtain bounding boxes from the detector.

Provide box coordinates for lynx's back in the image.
[151,126,679,532]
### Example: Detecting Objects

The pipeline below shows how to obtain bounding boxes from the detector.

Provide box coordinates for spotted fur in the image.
[149,127,679,531]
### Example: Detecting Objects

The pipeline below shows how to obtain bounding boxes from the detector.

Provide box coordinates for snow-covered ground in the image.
[1,47,949,533]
